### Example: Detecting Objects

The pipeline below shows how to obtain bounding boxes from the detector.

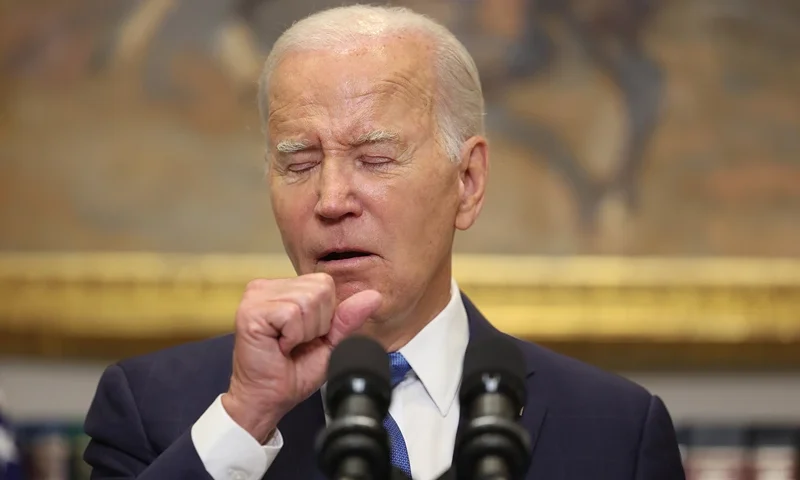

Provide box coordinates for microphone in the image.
[315,335,392,480]
[453,336,532,480]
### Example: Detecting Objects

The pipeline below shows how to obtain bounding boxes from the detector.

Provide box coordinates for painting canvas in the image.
[1,0,799,257]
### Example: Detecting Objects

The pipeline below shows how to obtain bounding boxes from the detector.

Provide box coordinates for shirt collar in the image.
[396,278,468,416]
[321,278,469,418]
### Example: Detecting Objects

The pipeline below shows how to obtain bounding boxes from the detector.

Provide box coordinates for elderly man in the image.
[83,5,684,480]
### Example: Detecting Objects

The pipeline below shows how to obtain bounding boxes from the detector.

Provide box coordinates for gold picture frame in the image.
[2,252,799,370]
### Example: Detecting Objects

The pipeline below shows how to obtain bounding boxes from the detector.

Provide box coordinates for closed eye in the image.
[287,162,319,173]
[359,156,393,166]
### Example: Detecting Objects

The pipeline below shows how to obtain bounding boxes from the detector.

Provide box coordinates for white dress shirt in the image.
[191,279,469,480]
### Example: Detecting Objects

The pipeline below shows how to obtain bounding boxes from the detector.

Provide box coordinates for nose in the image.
[313,160,362,221]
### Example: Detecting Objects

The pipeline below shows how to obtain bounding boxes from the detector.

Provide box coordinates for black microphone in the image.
[453,336,532,480]
[315,335,393,480]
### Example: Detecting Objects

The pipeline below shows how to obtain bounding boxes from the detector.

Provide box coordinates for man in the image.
[83,5,685,480]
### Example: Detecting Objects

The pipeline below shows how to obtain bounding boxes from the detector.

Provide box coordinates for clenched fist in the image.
[221,272,382,442]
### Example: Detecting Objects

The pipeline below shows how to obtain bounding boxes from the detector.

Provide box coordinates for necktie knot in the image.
[388,352,412,388]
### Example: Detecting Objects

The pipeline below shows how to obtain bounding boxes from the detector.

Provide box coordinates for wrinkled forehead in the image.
[266,36,436,135]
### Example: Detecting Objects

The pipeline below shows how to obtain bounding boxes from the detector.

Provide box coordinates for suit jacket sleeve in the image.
[83,364,214,480]
[634,395,686,480]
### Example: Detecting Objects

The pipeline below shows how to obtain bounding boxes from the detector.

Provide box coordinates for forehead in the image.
[266,35,435,137]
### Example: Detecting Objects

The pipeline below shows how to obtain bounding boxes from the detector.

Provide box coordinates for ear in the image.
[455,135,489,231]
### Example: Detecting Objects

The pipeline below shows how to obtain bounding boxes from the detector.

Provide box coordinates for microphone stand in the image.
[327,431,522,480]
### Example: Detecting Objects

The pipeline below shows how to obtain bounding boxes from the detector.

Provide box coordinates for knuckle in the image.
[241,316,263,337]
[245,278,271,292]
[234,307,263,338]
[320,274,335,293]
[294,290,318,316]
[236,298,302,328]
[309,273,335,298]
[235,300,256,321]
[236,301,263,323]
[272,301,302,324]
[307,272,334,287]
[237,292,261,317]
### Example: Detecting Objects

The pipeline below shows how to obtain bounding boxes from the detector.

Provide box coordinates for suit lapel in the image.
[459,294,548,461]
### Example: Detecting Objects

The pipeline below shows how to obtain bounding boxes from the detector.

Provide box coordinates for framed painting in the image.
[1,0,799,369]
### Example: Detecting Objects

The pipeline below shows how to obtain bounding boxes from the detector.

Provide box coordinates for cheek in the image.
[270,185,311,240]
[362,170,456,248]
[356,172,393,206]
[414,173,460,243]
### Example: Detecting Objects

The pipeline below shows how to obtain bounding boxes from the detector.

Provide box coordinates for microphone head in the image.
[460,335,527,412]
[325,335,392,417]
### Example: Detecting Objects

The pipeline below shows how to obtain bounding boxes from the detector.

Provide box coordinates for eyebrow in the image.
[274,130,400,154]
[275,139,311,154]
[353,129,400,145]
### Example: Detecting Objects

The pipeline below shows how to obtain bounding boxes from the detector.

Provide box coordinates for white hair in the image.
[257,4,485,162]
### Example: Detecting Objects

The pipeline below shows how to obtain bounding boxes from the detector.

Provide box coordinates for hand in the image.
[222,273,382,443]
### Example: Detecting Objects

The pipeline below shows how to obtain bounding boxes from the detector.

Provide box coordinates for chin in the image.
[333,278,377,300]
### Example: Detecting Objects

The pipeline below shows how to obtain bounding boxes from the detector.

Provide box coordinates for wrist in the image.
[221,392,280,444]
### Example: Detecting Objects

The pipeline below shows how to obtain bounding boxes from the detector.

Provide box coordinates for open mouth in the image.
[318,250,373,262]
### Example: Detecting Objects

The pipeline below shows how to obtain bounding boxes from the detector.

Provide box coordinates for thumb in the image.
[326,289,382,346]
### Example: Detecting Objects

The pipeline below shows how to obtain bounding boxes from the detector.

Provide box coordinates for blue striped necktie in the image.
[385,352,413,477]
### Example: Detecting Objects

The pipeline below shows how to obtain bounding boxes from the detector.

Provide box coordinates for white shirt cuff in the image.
[191,394,284,480]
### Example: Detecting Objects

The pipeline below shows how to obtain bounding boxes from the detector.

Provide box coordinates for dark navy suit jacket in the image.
[84,295,686,479]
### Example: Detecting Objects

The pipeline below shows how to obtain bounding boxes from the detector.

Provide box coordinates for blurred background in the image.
[1,0,799,477]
